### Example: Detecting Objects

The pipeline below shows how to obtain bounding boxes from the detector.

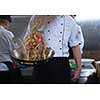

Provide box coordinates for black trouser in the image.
[0,71,11,83]
[32,57,71,84]
[0,62,23,84]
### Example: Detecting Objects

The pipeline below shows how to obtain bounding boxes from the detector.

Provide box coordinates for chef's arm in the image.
[72,45,82,79]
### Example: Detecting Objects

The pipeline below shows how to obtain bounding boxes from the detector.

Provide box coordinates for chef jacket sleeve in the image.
[69,22,81,48]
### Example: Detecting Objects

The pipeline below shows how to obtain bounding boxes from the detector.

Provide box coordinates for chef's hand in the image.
[71,68,81,80]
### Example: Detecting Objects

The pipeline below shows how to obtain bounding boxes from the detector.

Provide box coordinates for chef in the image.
[0,15,22,83]
[25,15,82,83]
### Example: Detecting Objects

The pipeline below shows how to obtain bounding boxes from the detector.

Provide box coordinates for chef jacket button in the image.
[78,31,80,34]
[59,40,61,42]
[60,48,62,50]
[61,23,63,26]
[48,38,50,40]
[48,21,50,24]
[60,32,62,34]
[48,30,50,32]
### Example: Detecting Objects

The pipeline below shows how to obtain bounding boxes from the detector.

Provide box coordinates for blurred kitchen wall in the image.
[10,15,31,40]
[78,19,100,60]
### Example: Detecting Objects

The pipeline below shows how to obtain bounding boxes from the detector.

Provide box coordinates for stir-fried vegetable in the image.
[21,18,54,61]
[23,31,50,61]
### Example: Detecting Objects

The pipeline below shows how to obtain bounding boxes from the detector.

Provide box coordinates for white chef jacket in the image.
[25,15,81,57]
[0,26,15,71]
[76,25,84,54]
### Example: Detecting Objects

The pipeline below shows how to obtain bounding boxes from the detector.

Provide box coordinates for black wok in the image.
[11,47,55,66]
